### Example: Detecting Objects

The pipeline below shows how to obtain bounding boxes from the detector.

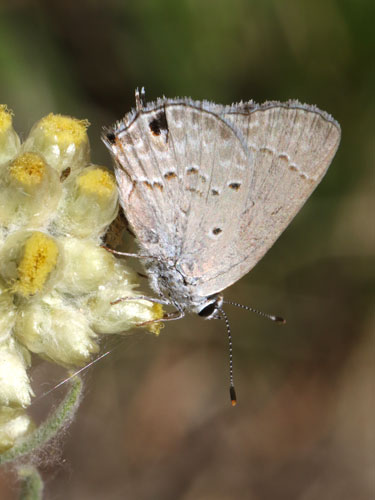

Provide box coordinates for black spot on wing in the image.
[105,131,116,145]
[229,182,241,191]
[187,167,199,175]
[149,111,169,137]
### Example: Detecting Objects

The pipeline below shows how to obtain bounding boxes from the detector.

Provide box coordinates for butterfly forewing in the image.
[109,101,251,265]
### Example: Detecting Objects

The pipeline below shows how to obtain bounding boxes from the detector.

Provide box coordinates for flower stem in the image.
[0,375,83,464]
[17,465,43,500]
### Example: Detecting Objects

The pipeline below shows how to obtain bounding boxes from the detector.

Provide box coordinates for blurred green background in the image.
[0,1,373,499]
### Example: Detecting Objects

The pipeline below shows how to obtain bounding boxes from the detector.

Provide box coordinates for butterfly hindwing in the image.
[193,101,341,296]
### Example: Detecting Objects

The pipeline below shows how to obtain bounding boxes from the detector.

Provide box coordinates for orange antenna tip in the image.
[230,385,237,406]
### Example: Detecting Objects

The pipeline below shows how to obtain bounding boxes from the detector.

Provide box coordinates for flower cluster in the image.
[0,106,163,452]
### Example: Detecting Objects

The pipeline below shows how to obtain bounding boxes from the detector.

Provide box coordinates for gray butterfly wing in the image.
[104,99,340,300]
[104,101,250,266]
[184,101,341,297]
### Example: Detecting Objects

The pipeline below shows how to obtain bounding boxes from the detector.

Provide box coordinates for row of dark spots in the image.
[147,176,241,193]
[289,164,309,180]
[186,167,240,190]
[187,167,208,185]
[141,180,241,194]
[210,182,241,195]
[276,153,309,178]
[187,187,203,197]
[142,180,163,191]
[259,146,273,155]
[164,171,177,180]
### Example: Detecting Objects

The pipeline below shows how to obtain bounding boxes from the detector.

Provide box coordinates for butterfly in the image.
[103,89,341,403]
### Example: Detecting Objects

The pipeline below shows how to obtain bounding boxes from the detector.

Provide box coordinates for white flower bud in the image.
[53,166,119,238]
[87,261,164,335]
[0,152,61,229]
[0,406,34,453]
[15,292,99,367]
[0,284,16,341]
[0,105,20,164]
[23,113,90,174]
[0,338,33,408]
[56,238,115,295]
[0,231,60,298]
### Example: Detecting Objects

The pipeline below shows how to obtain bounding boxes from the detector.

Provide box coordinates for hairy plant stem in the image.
[0,374,83,465]
[17,465,43,500]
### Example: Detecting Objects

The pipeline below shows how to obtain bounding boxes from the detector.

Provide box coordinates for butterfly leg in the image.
[101,246,147,259]
[111,295,170,306]
[101,245,162,262]
[136,308,185,327]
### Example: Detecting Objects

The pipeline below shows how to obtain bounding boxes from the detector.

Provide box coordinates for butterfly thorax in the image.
[144,257,222,316]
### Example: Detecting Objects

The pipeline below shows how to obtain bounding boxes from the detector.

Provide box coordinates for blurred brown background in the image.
[0,0,373,499]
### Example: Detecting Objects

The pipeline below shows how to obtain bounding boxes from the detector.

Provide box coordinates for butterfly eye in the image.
[198,301,217,318]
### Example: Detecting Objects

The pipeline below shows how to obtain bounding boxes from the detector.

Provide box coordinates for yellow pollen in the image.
[0,105,12,132]
[10,152,46,186]
[14,232,59,296]
[39,113,89,146]
[146,303,165,335]
[76,168,116,198]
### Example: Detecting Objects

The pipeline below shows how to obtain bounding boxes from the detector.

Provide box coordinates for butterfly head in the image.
[197,294,224,320]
